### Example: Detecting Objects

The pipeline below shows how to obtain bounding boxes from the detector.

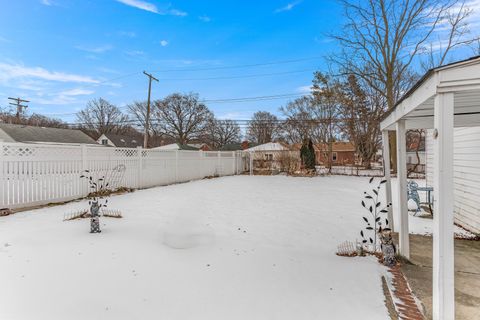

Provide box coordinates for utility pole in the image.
[8,97,29,122]
[143,71,159,148]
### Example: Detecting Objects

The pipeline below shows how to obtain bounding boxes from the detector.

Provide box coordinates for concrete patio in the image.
[395,233,480,319]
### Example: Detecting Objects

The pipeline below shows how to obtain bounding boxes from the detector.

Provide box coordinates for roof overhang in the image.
[380,56,480,130]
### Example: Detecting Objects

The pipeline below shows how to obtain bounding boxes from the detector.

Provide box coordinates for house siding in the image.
[426,127,480,233]
[315,150,356,166]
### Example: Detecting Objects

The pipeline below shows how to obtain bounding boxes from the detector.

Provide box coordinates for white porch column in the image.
[432,92,455,320]
[382,130,394,231]
[396,120,409,258]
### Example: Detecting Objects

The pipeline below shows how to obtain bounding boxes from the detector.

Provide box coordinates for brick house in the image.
[292,141,358,166]
[316,142,357,166]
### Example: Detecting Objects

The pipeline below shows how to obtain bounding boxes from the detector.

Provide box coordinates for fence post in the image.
[81,144,87,172]
[217,151,221,176]
[232,151,236,175]
[175,150,179,182]
[80,144,88,197]
[137,146,142,189]
[249,152,253,176]
[0,140,3,207]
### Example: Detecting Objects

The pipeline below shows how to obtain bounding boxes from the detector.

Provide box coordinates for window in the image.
[265,154,273,161]
[332,152,337,162]
[101,139,108,145]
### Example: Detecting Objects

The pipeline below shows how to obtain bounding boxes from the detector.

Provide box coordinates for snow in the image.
[389,178,476,237]
[0,175,390,320]
[152,143,180,150]
[244,142,288,151]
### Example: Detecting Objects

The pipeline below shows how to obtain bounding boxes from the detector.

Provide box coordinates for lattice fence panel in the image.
[0,142,245,209]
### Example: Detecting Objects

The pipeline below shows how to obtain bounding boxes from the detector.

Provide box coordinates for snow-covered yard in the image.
[0,175,458,320]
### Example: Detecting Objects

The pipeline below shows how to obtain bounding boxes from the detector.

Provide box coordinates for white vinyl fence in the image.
[0,142,245,209]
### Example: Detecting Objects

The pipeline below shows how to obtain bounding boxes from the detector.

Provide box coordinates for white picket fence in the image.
[0,142,245,209]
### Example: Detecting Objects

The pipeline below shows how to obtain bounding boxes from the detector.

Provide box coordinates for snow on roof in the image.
[153,143,180,150]
[152,143,199,151]
[245,142,289,152]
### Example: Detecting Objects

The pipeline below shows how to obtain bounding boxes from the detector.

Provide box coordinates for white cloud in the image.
[40,0,54,6]
[421,0,480,54]
[116,0,158,13]
[216,111,253,120]
[33,88,94,105]
[160,40,169,47]
[274,1,302,13]
[59,88,94,96]
[97,67,120,74]
[0,62,99,84]
[168,9,187,16]
[297,85,312,93]
[75,44,112,53]
[116,0,187,16]
[199,15,211,22]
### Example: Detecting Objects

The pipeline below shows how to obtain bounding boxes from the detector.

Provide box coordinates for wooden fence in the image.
[0,142,244,209]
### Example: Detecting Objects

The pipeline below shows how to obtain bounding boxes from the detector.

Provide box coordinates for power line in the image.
[43,56,321,95]
[155,69,316,81]
[64,117,355,128]
[42,92,310,117]
[151,56,323,73]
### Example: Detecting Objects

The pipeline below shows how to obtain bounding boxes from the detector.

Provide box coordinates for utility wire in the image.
[150,56,323,72]
[154,69,316,81]
[43,92,310,116]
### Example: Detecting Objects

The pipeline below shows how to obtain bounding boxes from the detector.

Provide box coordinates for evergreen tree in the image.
[300,138,316,170]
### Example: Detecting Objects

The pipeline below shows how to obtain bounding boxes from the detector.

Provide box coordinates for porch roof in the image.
[380,55,480,130]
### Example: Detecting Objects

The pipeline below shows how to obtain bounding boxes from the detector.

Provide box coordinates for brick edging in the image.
[384,264,425,320]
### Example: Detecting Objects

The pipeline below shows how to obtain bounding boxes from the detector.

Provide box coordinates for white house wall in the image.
[426,127,480,233]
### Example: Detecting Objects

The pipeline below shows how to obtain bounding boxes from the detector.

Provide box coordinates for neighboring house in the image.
[245,142,299,171]
[219,141,256,151]
[152,143,200,151]
[0,123,96,145]
[97,133,143,148]
[187,143,212,151]
[309,142,357,166]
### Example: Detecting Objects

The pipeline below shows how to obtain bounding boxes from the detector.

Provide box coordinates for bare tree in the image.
[420,0,473,71]
[76,98,130,138]
[0,108,69,128]
[127,101,149,133]
[331,0,469,171]
[206,119,242,149]
[153,93,213,144]
[246,111,281,144]
[311,72,341,171]
[280,96,319,144]
[340,75,384,169]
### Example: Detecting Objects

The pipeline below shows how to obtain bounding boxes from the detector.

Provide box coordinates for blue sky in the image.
[1,0,478,124]
[0,0,342,122]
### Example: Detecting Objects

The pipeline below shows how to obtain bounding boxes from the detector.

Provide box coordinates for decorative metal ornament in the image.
[90,201,102,233]
[380,230,396,266]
